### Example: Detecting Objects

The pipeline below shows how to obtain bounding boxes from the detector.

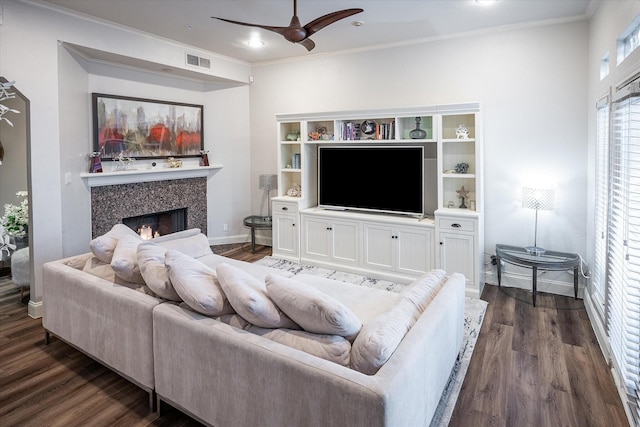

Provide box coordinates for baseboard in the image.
[28,299,43,319]
[208,235,272,247]
[483,267,584,299]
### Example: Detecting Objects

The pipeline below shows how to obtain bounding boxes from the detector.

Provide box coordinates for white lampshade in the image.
[522,187,554,211]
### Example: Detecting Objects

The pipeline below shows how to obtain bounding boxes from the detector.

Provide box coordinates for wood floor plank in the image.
[506,350,541,426]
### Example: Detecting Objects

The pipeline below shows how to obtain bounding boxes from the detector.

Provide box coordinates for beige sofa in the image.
[42,227,465,427]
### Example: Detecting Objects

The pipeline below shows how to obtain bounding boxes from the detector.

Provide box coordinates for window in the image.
[601,80,640,425]
[618,14,640,65]
[592,95,609,313]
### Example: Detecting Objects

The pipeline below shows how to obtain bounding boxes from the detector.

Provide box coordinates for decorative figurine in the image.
[455,162,469,174]
[167,157,183,168]
[455,124,469,139]
[287,183,302,197]
[456,185,469,209]
[89,152,103,173]
[200,150,210,166]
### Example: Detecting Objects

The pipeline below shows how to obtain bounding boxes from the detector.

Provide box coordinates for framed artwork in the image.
[92,93,203,160]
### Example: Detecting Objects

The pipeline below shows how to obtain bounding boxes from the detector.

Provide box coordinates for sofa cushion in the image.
[137,242,181,301]
[90,223,140,264]
[216,263,298,329]
[165,250,235,316]
[110,234,145,284]
[82,256,156,295]
[400,269,448,315]
[247,325,351,367]
[265,274,362,339]
[151,228,201,243]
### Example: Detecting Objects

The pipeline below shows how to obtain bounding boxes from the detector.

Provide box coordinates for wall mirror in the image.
[0,77,32,303]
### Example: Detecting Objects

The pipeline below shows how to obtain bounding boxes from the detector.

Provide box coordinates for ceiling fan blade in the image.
[212,17,288,37]
[298,38,316,51]
[304,8,363,37]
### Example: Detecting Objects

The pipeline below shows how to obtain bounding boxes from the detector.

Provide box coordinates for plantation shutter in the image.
[608,80,640,425]
[592,95,609,312]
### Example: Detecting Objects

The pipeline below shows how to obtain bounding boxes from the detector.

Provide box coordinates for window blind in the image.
[608,81,640,425]
[593,96,609,313]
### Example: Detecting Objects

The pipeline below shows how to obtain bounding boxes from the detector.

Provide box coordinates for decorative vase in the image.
[11,235,28,250]
[409,117,427,139]
[200,150,210,166]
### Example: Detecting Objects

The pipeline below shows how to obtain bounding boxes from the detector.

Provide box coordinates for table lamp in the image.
[522,187,555,255]
[259,174,278,221]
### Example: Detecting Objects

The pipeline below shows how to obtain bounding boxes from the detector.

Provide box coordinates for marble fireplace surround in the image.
[90,177,207,238]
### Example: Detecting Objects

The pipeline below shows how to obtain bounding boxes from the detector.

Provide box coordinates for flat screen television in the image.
[318,146,424,216]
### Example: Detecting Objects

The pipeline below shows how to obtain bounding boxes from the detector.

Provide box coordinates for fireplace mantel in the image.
[80,164,222,187]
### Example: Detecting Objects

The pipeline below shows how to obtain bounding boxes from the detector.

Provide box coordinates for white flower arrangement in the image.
[1,191,29,237]
[0,80,20,127]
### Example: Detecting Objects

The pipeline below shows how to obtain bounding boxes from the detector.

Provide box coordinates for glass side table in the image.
[243,215,273,254]
[495,244,580,307]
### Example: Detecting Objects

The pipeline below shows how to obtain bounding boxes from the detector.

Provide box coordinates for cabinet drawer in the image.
[438,218,475,232]
[273,201,298,214]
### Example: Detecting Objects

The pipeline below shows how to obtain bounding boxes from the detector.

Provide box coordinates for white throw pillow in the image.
[248,325,352,366]
[165,250,235,316]
[137,242,181,301]
[110,234,144,283]
[216,263,298,329]
[265,274,362,339]
[90,224,140,264]
[151,228,201,243]
[400,269,448,315]
[350,298,420,375]
[156,232,213,259]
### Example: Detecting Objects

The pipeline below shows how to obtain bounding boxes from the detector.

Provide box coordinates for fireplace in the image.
[123,208,187,239]
[90,177,207,238]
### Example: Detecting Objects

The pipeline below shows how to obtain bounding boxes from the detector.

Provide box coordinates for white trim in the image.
[80,164,222,187]
[28,299,43,319]
[484,268,584,299]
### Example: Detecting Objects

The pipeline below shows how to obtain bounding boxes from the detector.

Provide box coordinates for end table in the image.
[243,215,273,254]
[495,244,580,306]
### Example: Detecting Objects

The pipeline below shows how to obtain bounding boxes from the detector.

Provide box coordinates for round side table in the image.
[243,215,272,253]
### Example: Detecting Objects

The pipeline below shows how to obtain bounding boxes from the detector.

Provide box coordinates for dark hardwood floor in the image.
[0,245,629,426]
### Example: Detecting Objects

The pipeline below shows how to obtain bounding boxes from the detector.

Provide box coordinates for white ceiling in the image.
[39,0,594,64]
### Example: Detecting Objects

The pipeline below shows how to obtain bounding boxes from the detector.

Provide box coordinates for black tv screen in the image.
[318,146,424,216]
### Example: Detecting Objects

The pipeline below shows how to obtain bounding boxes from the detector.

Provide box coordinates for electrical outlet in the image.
[223,223,228,231]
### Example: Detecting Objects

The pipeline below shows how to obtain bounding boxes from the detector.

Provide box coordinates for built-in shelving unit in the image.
[272,103,484,297]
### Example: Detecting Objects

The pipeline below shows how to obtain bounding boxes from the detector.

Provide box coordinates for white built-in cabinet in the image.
[272,104,484,297]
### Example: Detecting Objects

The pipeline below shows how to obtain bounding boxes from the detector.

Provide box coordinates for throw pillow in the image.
[265,274,362,339]
[110,234,144,284]
[216,263,298,329]
[350,297,420,375]
[156,232,213,259]
[137,242,181,301]
[400,269,448,316]
[89,223,140,264]
[151,228,201,243]
[165,250,235,316]
[247,325,352,367]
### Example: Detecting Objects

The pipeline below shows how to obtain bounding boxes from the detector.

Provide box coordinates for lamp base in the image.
[525,246,546,256]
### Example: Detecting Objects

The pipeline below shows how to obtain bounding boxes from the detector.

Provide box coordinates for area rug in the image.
[255,256,488,426]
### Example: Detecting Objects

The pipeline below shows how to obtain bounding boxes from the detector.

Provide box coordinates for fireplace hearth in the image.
[90,177,207,238]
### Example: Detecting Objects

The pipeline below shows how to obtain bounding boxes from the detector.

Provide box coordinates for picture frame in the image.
[92,93,204,160]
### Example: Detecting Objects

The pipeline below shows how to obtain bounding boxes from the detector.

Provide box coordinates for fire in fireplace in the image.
[123,208,187,239]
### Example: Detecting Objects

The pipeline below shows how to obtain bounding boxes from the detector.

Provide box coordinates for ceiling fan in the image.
[212,0,364,51]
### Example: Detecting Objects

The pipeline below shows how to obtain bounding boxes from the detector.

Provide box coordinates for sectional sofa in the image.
[42,226,465,427]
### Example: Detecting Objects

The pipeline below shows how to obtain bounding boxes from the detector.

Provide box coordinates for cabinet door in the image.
[272,213,298,259]
[362,223,395,272]
[301,216,331,261]
[439,232,474,286]
[397,226,433,276]
[330,220,359,266]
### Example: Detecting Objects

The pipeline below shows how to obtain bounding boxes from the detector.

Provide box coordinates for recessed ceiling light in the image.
[351,20,364,27]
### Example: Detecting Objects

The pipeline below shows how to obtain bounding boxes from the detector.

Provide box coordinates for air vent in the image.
[186,53,211,69]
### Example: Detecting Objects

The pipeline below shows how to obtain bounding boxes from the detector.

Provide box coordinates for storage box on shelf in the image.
[274,103,483,297]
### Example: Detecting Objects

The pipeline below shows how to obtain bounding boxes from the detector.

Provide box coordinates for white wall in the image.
[0,0,252,315]
[249,19,589,290]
